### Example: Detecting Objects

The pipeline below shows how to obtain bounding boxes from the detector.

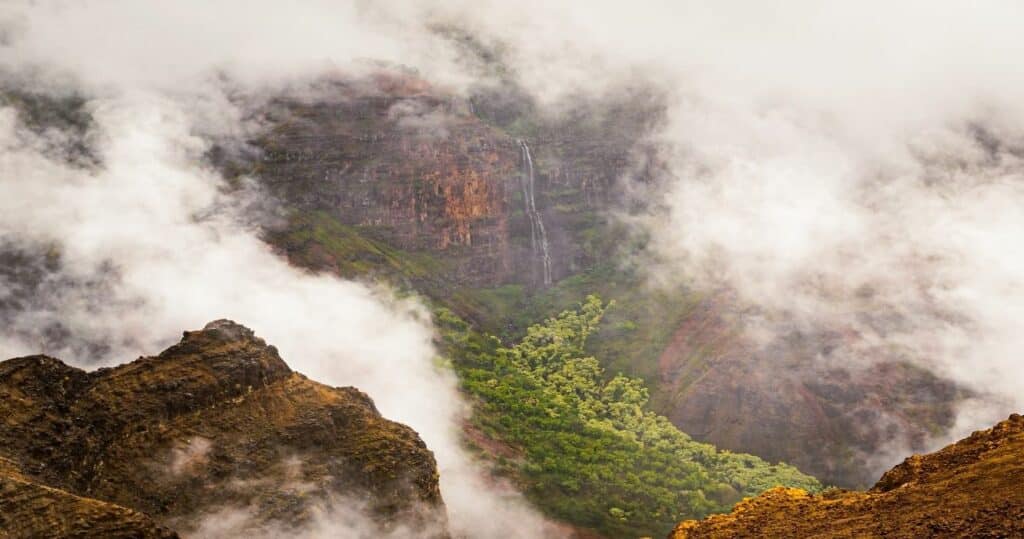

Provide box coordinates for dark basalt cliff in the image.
[671,413,1024,538]
[0,320,447,538]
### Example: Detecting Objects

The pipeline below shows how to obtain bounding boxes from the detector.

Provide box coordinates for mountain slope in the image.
[0,320,447,537]
[671,413,1024,538]
[654,294,964,487]
[0,458,178,539]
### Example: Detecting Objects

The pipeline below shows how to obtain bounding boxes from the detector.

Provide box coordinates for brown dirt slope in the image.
[671,413,1024,538]
[0,320,447,537]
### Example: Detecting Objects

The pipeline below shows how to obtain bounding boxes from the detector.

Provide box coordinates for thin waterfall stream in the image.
[518,140,553,286]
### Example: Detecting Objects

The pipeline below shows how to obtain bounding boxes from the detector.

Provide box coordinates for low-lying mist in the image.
[0,1,551,537]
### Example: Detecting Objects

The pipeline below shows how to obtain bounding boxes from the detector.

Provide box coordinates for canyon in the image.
[226,71,965,488]
[3,4,1023,538]
[0,65,1002,537]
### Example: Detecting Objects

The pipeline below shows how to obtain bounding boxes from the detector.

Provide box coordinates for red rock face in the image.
[253,77,521,285]
[245,73,665,288]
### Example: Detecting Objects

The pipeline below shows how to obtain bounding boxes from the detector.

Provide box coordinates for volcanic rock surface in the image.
[671,413,1024,538]
[0,455,178,539]
[0,320,447,538]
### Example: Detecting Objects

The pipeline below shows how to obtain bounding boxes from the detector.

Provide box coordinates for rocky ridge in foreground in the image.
[0,320,447,538]
[671,413,1024,538]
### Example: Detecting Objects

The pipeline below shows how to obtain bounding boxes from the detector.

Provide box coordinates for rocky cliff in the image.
[1,77,973,528]
[238,71,661,290]
[670,413,1024,538]
[231,71,965,489]
[0,320,447,538]
[249,76,517,285]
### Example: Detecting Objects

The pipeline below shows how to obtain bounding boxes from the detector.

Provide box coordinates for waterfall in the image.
[519,140,553,286]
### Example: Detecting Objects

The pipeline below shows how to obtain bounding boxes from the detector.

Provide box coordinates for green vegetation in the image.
[269,213,816,534]
[439,296,821,538]
[460,260,705,387]
[269,210,551,324]
[260,158,821,537]
[272,210,453,280]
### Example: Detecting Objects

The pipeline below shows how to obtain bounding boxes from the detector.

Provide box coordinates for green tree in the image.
[438,296,822,537]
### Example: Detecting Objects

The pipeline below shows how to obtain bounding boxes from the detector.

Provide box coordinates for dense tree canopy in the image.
[438,296,821,537]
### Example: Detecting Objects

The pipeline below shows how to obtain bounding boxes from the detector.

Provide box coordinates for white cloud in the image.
[0,1,551,536]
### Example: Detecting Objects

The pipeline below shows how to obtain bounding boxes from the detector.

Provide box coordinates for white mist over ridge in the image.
[0,1,550,537]
[0,88,549,539]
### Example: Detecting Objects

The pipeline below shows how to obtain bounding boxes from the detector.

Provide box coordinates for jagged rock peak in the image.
[175,318,272,350]
[0,322,449,538]
[156,319,290,386]
[201,318,259,339]
[873,412,1024,493]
